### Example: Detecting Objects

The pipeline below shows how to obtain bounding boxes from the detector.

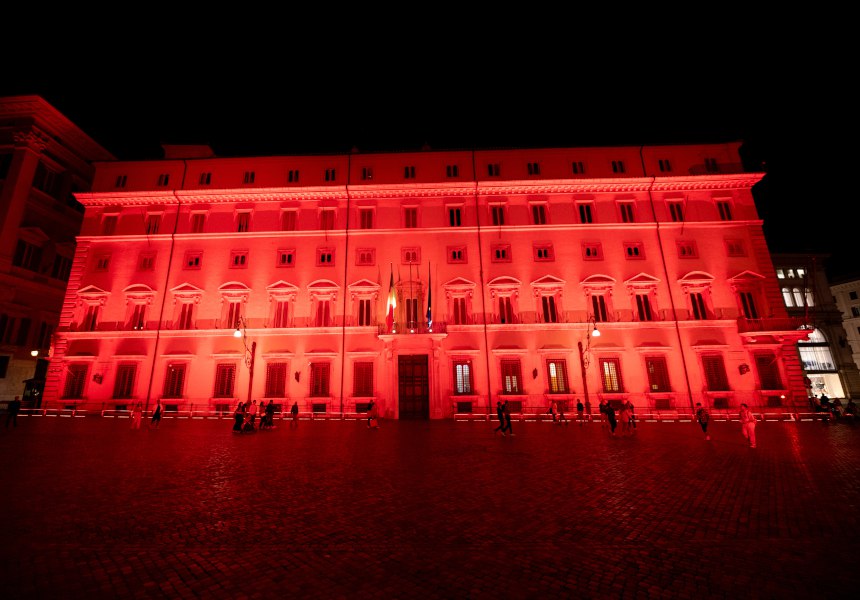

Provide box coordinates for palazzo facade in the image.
[42,141,810,418]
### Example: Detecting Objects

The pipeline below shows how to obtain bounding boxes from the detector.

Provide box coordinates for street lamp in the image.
[577,316,600,413]
[234,317,257,407]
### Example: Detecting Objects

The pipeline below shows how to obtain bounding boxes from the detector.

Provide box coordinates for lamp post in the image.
[234,317,257,407]
[577,316,600,413]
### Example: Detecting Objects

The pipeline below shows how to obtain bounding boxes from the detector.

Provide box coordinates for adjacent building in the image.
[42,140,812,418]
[831,276,860,377]
[0,96,114,406]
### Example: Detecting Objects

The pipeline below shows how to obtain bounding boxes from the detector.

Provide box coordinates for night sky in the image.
[2,44,850,282]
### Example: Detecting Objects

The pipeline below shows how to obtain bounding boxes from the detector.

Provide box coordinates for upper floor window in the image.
[145,214,161,235]
[359,208,374,229]
[448,246,467,264]
[592,294,609,322]
[157,173,170,187]
[184,251,202,269]
[531,204,547,225]
[612,160,625,174]
[402,247,420,264]
[325,168,336,182]
[540,294,558,323]
[527,162,541,176]
[704,157,719,173]
[624,242,644,259]
[404,166,416,179]
[361,167,373,180]
[448,207,462,227]
[198,172,211,185]
[404,207,418,228]
[446,165,459,178]
[571,161,585,174]
[102,215,118,235]
[487,163,500,177]
[451,297,469,325]
[281,210,297,231]
[491,244,511,263]
[678,241,698,258]
[277,248,295,267]
[13,239,42,271]
[658,159,672,173]
[717,200,733,221]
[582,243,602,260]
[94,254,111,272]
[138,252,156,271]
[317,248,335,266]
[288,169,300,183]
[236,212,251,232]
[578,203,594,224]
[668,201,685,222]
[230,250,249,268]
[534,244,554,262]
[243,171,255,184]
[619,203,635,223]
[51,254,73,279]
[356,248,376,266]
[726,239,746,257]
[114,175,127,188]
[738,291,759,319]
[320,209,335,230]
[690,291,709,320]
[191,213,206,233]
[490,205,506,226]
[635,293,654,321]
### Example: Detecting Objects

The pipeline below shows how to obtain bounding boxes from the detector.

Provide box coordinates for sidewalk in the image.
[1,415,858,599]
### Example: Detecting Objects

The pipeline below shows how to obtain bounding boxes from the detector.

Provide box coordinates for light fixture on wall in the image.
[577,315,601,409]
[234,317,257,404]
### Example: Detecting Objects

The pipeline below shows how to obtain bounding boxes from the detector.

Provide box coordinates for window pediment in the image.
[219,281,251,301]
[624,273,660,289]
[171,283,204,303]
[267,280,299,301]
[581,274,616,293]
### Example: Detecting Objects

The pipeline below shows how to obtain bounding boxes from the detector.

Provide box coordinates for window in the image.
[129,303,147,330]
[678,241,698,258]
[572,161,585,174]
[272,299,290,328]
[315,300,332,327]
[668,201,685,222]
[448,207,462,227]
[446,165,459,178]
[359,208,373,229]
[404,296,419,329]
[199,172,211,185]
[404,166,416,179]
[230,250,249,268]
[225,301,242,329]
[320,209,335,230]
[726,239,746,257]
[582,243,602,260]
[849,291,858,300]
[214,364,236,398]
[236,212,251,232]
[702,355,729,390]
[487,163,500,177]
[619,203,635,223]
[490,242,512,262]
[15,318,31,347]
[93,254,110,272]
[448,246,467,264]
[527,162,541,176]
[599,358,624,392]
[690,292,708,320]
[357,298,372,326]
[624,243,644,259]
[501,359,522,394]
[635,293,653,321]
[163,363,187,398]
[325,168,336,181]
[658,159,672,173]
[281,211,297,231]
[578,204,594,224]
[82,304,100,331]
[356,248,375,266]
[541,295,558,323]
[51,254,73,280]
[157,173,170,187]
[265,362,288,397]
[534,244,554,262]
[114,175,127,189]
[361,167,373,180]
[781,287,793,307]
[404,207,418,228]
[277,249,295,267]
[452,297,468,324]
[717,200,733,221]
[13,240,43,271]
[755,353,783,389]
[546,360,569,393]
[453,360,473,394]
[317,248,334,266]
[102,215,118,235]
[177,302,194,329]
[191,213,206,233]
[243,171,255,184]
[645,357,671,392]
[353,362,374,396]
[113,364,137,399]
[704,157,718,173]
[288,169,300,183]
[498,296,514,324]
[531,204,547,225]
[402,247,420,264]
[592,295,608,322]
[739,291,759,319]
[145,214,161,234]
[611,160,626,174]
[310,363,330,397]
[490,205,506,225]
[62,364,88,399]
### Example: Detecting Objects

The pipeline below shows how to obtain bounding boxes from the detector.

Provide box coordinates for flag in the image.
[386,265,396,332]
[426,262,432,329]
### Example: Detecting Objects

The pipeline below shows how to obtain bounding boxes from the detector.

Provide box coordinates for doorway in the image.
[398,354,429,419]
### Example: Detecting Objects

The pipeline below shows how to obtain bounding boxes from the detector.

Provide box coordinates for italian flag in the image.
[385,267,396,332]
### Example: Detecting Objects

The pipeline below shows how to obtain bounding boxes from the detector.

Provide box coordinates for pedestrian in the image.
[368,400,380,429]
[502,401,515,436]
[618,402,631,436]
[604,401,617,435]
[576,399,585,426]
[150,399,163,429]
[290,401,299,426]
[585,399,592,423]
[248,399,258,429]
[493,401,505,434]
[264,400,275,429]
[366,400,375,428]
[625,399,636,430]
[131,402,143,429]
[695,402,710,440]
[232,400,244,432]
[5,396,21,428]
[548,399,558,423]
[739,402,757,448]
[598,398,608,427]
[557,402,568,425]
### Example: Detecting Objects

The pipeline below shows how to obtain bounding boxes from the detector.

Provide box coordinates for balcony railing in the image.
[736,317,808,334]
[377,322,447,335]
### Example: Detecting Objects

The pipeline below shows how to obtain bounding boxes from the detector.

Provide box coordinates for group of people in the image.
[493,400,515,436]
[696,402,758,447]
[597,398,636,436]
[812,394,857,420]
[232,400,299,433]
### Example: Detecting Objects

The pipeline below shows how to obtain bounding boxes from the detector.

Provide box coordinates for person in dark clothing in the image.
[502,401,515,436]
[493,401,505,434]
[604,402,617,435]
[5,396,21,428]
[232,401,245,432]
[366,400,375,428]
[150,400,163,429]
[695,402,711,440]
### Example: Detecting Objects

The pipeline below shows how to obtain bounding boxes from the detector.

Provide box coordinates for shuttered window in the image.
[599,358,624,393]
[546,360,568,393]
[501,359,522,394]
[63,364,88,399]
[645,357,671,392]
[353,362,374,397]
[265,362,287,398]
[163,364,186,398]
[702,355,730,391]
[113,364,137,399]
[453,360,472,394]
[310,363,330,397]
[214,364,236,398]
[755,353,783,390]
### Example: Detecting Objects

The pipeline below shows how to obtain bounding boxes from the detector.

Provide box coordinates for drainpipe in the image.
[473,150,493,417]
[339,153,352,416]
[640,146,695,412]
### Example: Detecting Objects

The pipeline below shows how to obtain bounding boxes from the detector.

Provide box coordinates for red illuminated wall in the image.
[42,142,809,418]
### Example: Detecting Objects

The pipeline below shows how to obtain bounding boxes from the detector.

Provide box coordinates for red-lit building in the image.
[42,141,810,418]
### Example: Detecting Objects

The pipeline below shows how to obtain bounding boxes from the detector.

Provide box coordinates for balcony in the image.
[736,317,808,335]
[377,322,447,335]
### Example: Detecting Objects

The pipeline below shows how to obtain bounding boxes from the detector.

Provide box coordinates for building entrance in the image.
[398,354,429,419]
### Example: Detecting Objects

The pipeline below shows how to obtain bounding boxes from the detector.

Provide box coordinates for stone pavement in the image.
[1,413,858,599]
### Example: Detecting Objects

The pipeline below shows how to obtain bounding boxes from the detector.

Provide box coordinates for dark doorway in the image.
[398,354,429,419]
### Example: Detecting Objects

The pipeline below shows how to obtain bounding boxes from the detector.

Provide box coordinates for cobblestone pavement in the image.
[1,414,858,599]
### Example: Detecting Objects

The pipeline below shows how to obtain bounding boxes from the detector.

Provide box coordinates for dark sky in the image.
[2,40,851,282]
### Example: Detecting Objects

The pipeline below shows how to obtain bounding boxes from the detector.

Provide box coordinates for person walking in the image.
[624,399,636,430]
[618,402,631,436]
[150,399,163,429]
[502,401,515,436]
[290,401,299,427]
[585,399,592,423]
[548,399,558,424]
[576,399,585,426]
[598,399,608,428]
[367,400,380,429]
[131,402,143,429]
[232,400,245,432]
[695,402,710,440]
[5,396,21,428]
[264,400,275,429]
[604,401,617,435]
[493,400,506,434]
[248,400,258,429]
[739,403,757,448]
